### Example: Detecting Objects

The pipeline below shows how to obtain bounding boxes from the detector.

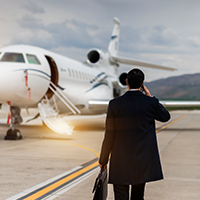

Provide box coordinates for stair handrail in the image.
[48,82,81,115]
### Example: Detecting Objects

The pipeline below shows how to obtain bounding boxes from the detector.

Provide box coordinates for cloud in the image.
[11,15,110,58]
[187,36,200,47]
[118,23,200,61]
[5,0,200,81]
[18,14,43,30]
[144,25,180,46]
[12,12,200,61]
[22,1,45,14]
[117,26,180,60]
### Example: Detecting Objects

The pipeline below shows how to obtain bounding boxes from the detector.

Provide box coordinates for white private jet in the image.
[0,18,179,140]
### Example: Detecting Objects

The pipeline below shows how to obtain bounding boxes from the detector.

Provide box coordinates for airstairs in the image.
[38,82,81,135]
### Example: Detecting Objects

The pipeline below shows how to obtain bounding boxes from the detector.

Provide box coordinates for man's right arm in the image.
[155,98,171,122]
[144,85,170,122]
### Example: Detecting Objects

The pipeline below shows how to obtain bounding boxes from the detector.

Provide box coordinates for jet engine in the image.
[86,49,107,65]
[118,72,128,88]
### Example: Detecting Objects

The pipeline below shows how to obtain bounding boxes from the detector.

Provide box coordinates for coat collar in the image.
[125,90,144,96]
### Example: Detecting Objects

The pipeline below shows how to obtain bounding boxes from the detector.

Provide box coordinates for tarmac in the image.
[0,110,200,199]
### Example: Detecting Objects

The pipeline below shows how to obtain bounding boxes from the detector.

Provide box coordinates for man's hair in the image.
[127,68,145,89]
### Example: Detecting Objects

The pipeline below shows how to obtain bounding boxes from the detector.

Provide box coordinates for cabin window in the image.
[79,71,82,79]
[72,70,75,78]
[0,53,25,63]
[75,70,78,78]
[68,69,71,77]
[26,54,41,65]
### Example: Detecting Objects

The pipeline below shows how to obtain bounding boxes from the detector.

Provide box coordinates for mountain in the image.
[145,73,200,100]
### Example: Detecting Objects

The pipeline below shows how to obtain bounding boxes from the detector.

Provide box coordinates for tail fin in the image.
[108,17,120,57]
[108,18,176,71]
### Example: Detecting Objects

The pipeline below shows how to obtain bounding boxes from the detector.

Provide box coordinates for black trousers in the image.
[113,183,146,200]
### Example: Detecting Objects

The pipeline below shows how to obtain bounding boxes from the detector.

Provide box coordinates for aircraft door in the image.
[44,55,59,99]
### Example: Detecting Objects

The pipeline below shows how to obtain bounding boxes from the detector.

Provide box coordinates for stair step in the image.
[37,81,79,135]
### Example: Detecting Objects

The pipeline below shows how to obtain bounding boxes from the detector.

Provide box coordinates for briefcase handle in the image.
[92,166,106,193]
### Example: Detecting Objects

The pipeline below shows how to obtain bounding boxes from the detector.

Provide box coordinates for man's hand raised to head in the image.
[143,86,152,97]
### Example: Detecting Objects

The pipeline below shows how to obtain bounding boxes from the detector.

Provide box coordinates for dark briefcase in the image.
[92,168,108,200]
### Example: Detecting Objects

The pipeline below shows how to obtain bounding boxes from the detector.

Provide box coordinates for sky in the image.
[1,0,200,81]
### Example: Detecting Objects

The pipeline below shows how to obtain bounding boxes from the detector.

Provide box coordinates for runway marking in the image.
[156,114,186,133]
[6,114,186,200]
[5,141,100,200]
[23,160,98,200]
[5,166,82,200]
[6,158,99,200]
[44,167,98,200]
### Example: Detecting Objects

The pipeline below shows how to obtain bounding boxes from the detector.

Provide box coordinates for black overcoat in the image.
[99,91,170,185]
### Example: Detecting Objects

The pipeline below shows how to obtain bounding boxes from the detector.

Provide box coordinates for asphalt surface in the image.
[0,111,200,199]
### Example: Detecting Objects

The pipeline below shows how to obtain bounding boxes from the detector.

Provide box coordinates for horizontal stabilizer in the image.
[111,56,176,71]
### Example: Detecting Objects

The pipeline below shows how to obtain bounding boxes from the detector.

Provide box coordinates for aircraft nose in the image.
[0,67,26,101]
[0,63,51,106]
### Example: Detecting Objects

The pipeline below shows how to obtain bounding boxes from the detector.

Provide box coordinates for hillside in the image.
[145,73,200,100]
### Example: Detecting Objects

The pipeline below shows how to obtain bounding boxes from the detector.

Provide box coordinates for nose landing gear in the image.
[4,106,23,140]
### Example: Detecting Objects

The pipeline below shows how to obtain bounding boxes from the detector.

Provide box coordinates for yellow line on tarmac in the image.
[22,141,100,200]
[156,114,186,133]
[62,142,100,157]
[24,161,99,200]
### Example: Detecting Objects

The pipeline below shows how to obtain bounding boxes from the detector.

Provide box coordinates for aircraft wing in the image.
[89,99,200,109]
[160,101,200,107]
[88,100,109,111]
[111,56,176,71]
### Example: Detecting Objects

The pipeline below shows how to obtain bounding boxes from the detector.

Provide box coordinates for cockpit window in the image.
[0,53,25,63]
[26,54,41,65]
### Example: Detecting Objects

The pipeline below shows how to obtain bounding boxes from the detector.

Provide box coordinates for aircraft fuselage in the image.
[0,45,114,115]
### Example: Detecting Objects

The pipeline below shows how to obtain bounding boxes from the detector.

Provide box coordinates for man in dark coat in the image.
[99,68,170,200]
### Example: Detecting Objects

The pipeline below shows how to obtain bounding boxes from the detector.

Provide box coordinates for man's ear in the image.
[126,79,129,86]
[126,79,130,90]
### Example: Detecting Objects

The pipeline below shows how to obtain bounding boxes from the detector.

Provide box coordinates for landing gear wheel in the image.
[4,106,23,140]
[4,129,22,140]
